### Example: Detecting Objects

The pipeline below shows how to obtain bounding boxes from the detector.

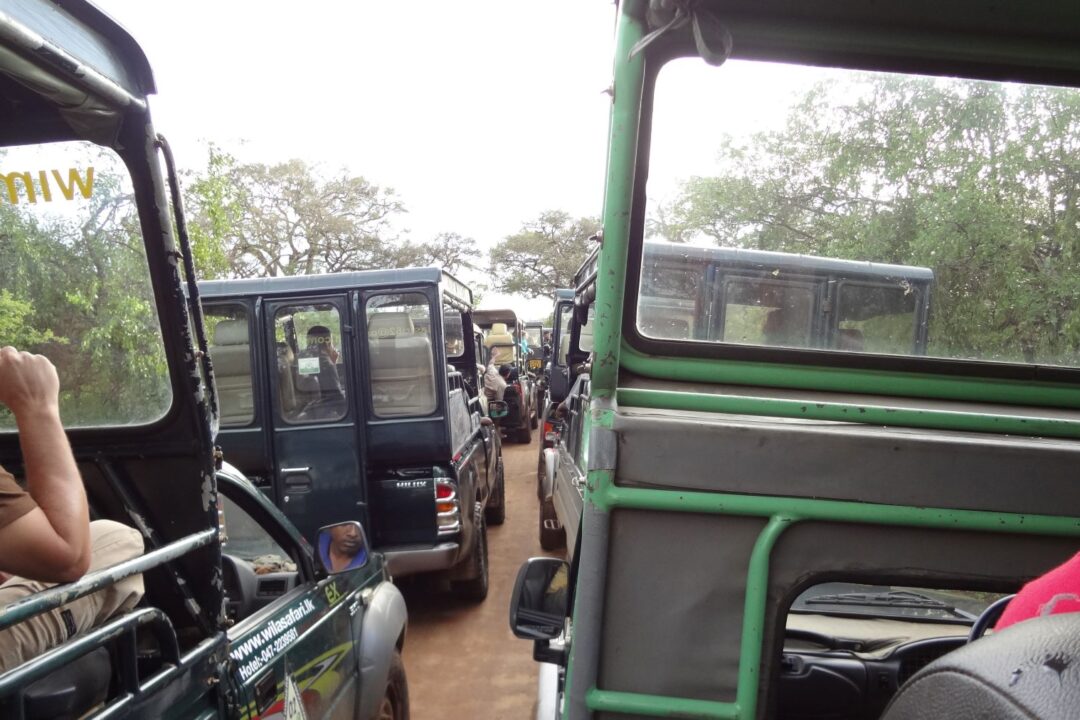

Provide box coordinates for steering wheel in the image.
[967,593,1015,642]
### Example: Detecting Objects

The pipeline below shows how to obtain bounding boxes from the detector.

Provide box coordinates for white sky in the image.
[92,0,620,319]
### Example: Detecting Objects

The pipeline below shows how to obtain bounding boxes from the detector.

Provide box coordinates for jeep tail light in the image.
[434,478,461,535]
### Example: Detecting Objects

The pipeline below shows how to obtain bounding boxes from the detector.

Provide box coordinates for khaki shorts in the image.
[0,520,145,673]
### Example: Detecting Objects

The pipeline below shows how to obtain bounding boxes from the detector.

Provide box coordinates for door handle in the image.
[282,469,312,496]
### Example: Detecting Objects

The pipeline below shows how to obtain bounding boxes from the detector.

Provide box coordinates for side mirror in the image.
[509,557,570,640]
[316,521,370,575]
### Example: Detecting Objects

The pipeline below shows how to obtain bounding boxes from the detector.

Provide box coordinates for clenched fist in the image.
[0,347,60,416]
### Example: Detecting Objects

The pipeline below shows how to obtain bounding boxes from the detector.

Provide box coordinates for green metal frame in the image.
[563,4,1080,719]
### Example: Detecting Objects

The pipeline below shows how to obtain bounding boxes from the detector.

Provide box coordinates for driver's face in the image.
[330,524,361,556]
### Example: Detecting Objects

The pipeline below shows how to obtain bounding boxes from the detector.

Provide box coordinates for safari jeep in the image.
[473,309,539,443]
[0,3,407,718]
[200,269,504,601]
[512,2,1080,719]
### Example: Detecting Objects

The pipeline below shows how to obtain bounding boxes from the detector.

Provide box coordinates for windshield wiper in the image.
[804,590,977,620]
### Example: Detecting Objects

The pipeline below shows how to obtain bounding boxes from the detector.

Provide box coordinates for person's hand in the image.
[0,347,60,416]
[327,345,340,364]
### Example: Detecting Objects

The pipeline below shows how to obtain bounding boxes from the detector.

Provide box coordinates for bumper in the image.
[383,542,460,577]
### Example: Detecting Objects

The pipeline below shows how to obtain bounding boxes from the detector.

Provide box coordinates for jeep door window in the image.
[641,58,1080,368]
[205,305,255,426]
[274,304,347,424]
[0,142,171,430]
[366,293,437,418]
[723,279,815,349]
[836,282,922,354]
[555,304,572,365]
[444,307,465,358]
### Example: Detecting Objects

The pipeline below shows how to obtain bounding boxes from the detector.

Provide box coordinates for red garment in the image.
[996,550,1080,631]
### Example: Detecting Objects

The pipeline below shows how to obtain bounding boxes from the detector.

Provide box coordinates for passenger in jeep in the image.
[0,346,144,672]
[301,325,345,402]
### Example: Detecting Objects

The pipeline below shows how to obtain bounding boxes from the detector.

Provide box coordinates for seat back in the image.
[210,320,254,425]
[485,323,517,365]
[882,613,1080,719]
[368,312,437,417]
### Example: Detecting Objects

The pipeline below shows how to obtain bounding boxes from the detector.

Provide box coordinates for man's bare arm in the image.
[0,348,90,583]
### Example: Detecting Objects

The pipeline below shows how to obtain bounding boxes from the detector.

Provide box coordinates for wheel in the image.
[452,511,489,602]
[376,651,409,720]
[536,446,546,501]
[539,496,565,551]
[485,459,506,526]
[516,413,533,444]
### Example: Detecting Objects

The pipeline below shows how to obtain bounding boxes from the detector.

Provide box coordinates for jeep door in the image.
[554,374,590,559]
[264,296,364,543]
[221,476,374,720]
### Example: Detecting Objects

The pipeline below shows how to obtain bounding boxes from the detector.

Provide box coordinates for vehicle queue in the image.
[4,2,1080,720]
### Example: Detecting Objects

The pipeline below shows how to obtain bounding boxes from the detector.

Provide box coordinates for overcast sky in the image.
[92,0,618,318]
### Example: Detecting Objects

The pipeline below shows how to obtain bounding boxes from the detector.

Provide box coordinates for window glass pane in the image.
[556,305,572,365]
[525,325,543,349]
[274,304,346,424]
[640,57,1080,366]
[0,141,171,429]
[724,280,814,349]
[205,305,254,426]
[837,284,920,354]
[444,307,465,358]
[366,293,436,418]
[220,495,293,572]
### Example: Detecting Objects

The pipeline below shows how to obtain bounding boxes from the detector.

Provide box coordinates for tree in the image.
[489,211,601,298]
[654,73,1080,365]
[395,231,482,275]
[186,153,405,278]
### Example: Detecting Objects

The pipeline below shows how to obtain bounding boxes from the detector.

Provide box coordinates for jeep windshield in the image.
[790,582,1002,624]
[638,58,1080,373]
[0,142,172,429]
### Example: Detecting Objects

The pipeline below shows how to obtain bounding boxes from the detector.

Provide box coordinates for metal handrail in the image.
[0,528,216,631]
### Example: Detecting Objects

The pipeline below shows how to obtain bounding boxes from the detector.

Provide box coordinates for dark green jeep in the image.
[0,3,407,718]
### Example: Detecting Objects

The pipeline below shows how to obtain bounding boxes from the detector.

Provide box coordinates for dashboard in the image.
[778,614,969,719]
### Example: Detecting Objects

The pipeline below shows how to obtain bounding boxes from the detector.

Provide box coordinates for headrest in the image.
[213,320,249,346]
[368,312,415,338]
[490,323,508,335]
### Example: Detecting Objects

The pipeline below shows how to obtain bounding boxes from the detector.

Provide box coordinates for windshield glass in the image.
[791,582,1007,623]
[641,58,1080,366]
[0,141,171,429]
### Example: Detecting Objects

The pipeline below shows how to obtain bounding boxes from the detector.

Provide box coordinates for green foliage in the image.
[489,210,601,298]
[654,74,1080,365]
[0,147,171,428]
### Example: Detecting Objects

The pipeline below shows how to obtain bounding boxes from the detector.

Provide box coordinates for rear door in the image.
[264,296,364,543]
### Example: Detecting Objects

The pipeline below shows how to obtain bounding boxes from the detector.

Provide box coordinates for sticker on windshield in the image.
[298,357,320,376]
[284,674,309,720]
[0,167,94,204]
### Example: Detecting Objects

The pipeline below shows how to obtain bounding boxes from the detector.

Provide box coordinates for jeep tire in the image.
[376,650,409,720]
[539,495,566,551]
[485,459,506,526]
[452,511,489,602]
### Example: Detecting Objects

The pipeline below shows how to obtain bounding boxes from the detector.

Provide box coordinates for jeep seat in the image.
[368,312,436,417]
[22,646,111,720]
[210,320,254,425]
[485,323,516,365]
[881,612,1080,719]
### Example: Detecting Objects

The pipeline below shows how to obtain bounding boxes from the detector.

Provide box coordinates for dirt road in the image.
[400,431,561,719]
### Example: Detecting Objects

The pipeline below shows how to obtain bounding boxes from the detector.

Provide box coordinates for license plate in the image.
[528,359,543,370]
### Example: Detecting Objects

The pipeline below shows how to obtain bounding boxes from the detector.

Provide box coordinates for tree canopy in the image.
[488,210,600,298]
